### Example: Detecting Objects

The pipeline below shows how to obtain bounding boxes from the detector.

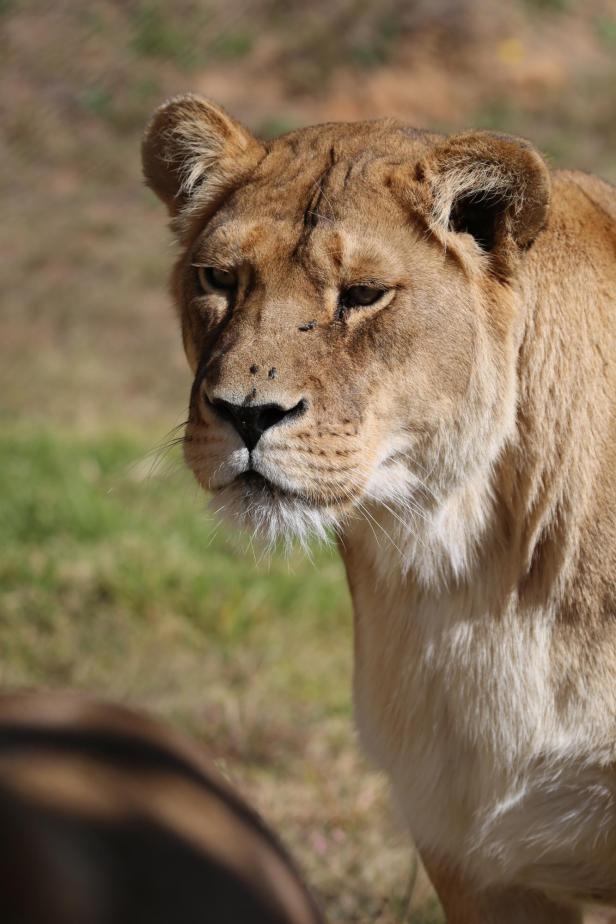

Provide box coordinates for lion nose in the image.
[210,398,307,451]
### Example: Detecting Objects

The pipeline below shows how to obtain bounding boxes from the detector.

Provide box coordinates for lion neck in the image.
[338,238,595,618]
[340,460,501,598]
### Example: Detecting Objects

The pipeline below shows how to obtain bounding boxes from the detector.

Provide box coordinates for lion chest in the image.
[350,566,616,896]
[351,576,558,863]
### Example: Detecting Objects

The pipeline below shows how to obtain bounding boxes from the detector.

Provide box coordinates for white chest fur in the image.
[344,512,616,897]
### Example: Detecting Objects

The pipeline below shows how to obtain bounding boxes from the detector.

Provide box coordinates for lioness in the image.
[143,95,616,922]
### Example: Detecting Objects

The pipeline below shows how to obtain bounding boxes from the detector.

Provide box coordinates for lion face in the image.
[143,98,550,548]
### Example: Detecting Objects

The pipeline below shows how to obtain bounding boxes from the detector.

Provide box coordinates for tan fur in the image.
[143,95,616,921]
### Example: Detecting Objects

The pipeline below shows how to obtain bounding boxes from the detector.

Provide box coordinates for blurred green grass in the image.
[0,427,350,713]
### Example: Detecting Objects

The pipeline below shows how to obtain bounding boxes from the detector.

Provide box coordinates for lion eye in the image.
[339,284,386,310]
[195,266,237,294]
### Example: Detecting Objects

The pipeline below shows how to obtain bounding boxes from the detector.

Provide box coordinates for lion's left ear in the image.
[142,94,265,225]
[423,131,551,266]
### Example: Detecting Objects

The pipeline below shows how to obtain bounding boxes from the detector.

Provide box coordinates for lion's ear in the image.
[142,95,265,220]
[424,131,550,267]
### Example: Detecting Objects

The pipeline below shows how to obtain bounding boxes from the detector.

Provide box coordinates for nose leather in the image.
[210,398,307,451]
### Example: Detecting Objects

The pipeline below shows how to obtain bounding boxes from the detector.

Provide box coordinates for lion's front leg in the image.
[418,848,583,924]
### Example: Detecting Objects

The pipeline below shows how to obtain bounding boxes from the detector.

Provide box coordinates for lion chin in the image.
[210,473,342,551]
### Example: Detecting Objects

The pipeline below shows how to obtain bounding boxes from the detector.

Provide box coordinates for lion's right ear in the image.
[419,131,551,277]
[142,95,265,222]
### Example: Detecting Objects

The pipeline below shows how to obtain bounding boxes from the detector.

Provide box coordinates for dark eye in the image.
[195,266,237,294]
[339,285,386,310]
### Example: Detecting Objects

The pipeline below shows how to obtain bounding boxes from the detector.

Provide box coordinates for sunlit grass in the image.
[0,426,350,705]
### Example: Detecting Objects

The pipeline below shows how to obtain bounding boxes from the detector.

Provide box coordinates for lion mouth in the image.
[233,469,320,507]
[230,469,354,511]
[209,467,342,548]
[236,470,272,491]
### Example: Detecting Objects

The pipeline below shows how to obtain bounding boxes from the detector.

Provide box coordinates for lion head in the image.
[143,96,550,556]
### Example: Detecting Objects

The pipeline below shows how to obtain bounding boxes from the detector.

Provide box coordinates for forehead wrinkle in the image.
[291,152,414,246]
[302,150,386,227]
[299,226,344,283]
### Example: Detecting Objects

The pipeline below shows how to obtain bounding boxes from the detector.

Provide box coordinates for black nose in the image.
[210,398,307,451]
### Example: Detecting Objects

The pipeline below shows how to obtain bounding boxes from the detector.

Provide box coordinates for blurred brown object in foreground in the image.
[0,692,324,924]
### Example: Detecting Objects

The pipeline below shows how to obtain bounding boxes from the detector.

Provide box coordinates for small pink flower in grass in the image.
[310,831,328,856]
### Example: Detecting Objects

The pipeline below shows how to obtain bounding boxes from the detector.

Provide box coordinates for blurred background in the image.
[1,1,614,921]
